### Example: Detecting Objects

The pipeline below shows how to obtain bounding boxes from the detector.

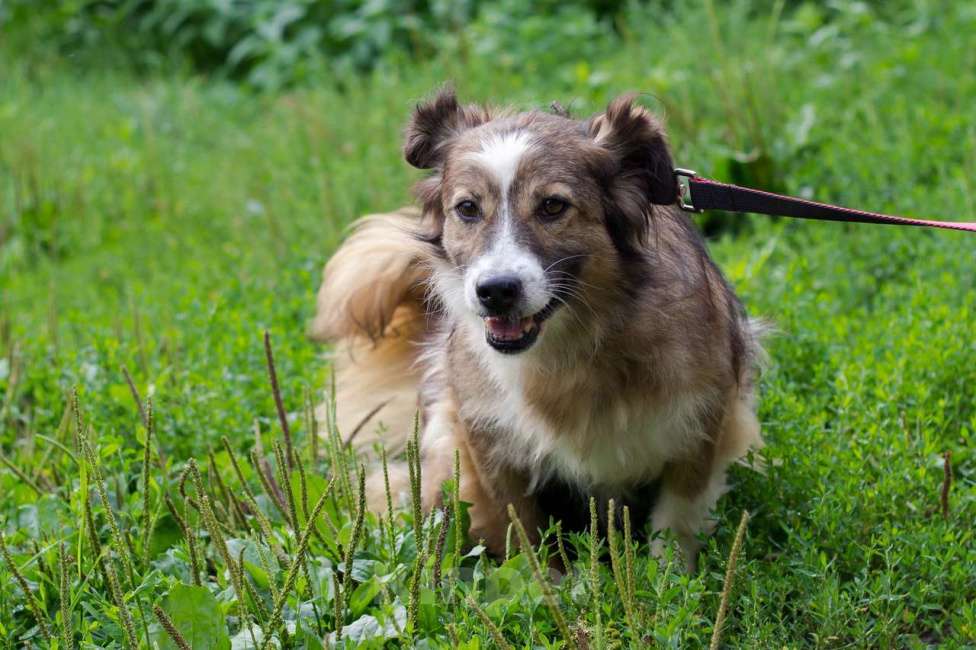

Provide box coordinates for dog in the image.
[310,88,764,570]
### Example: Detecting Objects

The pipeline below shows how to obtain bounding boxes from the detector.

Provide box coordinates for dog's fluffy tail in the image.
[310,207,432,455]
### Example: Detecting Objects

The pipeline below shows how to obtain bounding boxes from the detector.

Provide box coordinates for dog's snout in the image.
[476,275,522,313]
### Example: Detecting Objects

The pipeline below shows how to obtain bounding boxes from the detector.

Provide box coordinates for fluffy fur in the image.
[312,88,764,570]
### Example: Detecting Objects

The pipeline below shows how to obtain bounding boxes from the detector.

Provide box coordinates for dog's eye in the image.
[455,200,481,222]
[539,197,569,220]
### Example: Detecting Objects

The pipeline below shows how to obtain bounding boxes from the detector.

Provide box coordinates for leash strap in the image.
[674,168,976,233]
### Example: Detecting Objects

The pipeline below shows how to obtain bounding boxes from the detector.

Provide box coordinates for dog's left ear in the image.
[588,95,678,247]
[589,94,677,204]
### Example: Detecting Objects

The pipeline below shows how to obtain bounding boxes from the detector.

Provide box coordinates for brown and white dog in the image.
[310,88,764,570]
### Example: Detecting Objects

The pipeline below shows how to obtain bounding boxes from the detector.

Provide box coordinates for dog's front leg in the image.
[462,458,539,558]
[651,392,762,571]
[419,400,539,556]
[649,437,722,573]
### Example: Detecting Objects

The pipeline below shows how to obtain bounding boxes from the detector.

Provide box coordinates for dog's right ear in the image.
[404,87,490,169]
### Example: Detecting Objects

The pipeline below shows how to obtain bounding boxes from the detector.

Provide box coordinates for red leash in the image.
[674,168,976,233]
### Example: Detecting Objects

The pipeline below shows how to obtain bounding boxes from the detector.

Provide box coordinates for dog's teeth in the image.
[484,315,537,343]
[485,316,523,340]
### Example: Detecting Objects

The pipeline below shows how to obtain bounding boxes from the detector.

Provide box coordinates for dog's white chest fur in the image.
[454,321,705,491]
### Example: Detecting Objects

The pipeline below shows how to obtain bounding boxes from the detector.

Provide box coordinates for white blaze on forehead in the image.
[461,128,549,320]
[467,131,533,197]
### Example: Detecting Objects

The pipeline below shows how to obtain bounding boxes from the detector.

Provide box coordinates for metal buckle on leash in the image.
[674,168,701,212]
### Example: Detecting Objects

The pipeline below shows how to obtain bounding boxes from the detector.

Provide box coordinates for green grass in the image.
[2,1,975,647]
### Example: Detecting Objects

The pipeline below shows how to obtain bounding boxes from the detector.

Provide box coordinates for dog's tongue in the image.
[485,316,533,341]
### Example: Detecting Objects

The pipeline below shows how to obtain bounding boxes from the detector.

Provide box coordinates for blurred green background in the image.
[1,1,974,647]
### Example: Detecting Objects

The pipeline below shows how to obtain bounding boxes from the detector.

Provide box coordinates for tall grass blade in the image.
[165,494,202,586]
[466,594,514,650]
[153,604,191,650]
[58,542,74,649]
[709,510,750,650]
[262,476,335,649]
[506,504,576,649]
[263,330,294,469]
[606,499,637,638]
[140,398,156,567]
[0,531,53,644]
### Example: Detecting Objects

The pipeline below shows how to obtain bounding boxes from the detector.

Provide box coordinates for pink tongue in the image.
[485,316,531,341]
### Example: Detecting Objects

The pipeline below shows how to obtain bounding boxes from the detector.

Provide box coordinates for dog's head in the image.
[406,88,677,354]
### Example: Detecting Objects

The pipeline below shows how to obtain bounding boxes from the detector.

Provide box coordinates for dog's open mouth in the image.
[483,301,558,354]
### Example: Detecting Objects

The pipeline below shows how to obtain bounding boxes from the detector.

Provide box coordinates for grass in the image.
[1,1,975,647]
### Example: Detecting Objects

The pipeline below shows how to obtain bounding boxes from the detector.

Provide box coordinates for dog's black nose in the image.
[476,275,522,313]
